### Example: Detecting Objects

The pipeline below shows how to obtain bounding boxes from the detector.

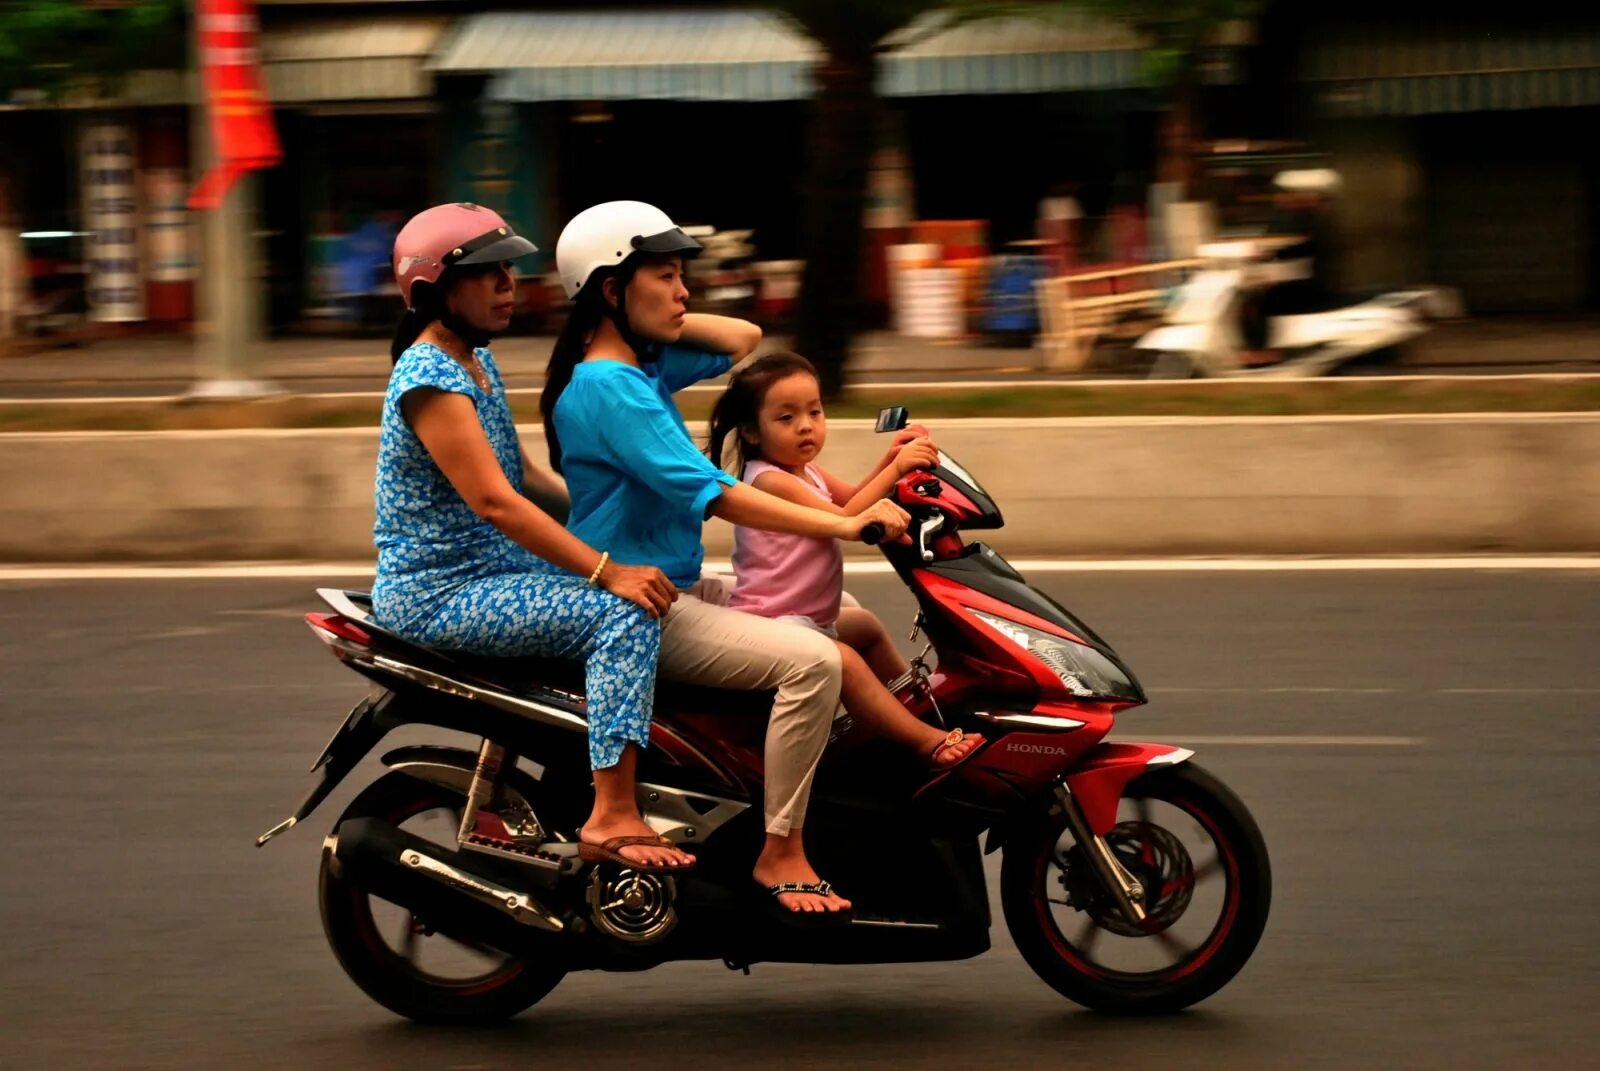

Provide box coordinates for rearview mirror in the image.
[874,406,909,434]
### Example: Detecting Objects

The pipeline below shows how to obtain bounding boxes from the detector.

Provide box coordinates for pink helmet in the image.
[392,203,538,309]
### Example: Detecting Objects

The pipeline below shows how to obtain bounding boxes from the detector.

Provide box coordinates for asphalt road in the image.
[2,570,1596,1069]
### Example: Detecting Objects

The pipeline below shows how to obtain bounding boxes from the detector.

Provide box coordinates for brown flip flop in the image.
[577,834,695,873]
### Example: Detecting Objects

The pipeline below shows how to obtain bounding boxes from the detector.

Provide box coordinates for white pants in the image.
[657,578,843,835]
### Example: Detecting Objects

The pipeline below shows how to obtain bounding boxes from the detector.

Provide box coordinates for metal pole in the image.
[187,0,273,399]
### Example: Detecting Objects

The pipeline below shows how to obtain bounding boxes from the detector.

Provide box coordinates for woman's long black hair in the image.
[540,281,610,474]
[541,259,667,474]
[705,351,819,475]
[389,278,448,365]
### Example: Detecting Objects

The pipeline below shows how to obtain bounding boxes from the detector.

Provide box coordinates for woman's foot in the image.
[580,816,694,869]
[583,745,693,869]
[927,727,985,768]
[754,835,850,914]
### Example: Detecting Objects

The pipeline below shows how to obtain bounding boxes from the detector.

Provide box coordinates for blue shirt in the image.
[554,346,735,588]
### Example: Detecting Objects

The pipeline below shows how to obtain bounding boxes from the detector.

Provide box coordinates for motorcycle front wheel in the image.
[1001,762,1270,1014]
[318,771,567,1023]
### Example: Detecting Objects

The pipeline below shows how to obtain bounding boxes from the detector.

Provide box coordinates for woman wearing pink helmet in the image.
[374,202,692,872]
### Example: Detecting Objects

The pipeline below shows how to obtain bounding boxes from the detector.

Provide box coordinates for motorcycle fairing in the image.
[1064,743,1195,834]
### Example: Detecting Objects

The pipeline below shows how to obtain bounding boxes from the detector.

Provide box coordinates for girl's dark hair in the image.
[705,351,819,475]
[389,277,449,364]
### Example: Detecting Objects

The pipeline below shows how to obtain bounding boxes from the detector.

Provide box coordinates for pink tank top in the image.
[729,460,845,628]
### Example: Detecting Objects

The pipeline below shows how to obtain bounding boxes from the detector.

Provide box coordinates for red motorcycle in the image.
[258,406,1270,1021]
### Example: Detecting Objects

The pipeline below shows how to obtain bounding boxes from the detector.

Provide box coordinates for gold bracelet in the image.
[587,551,610,586]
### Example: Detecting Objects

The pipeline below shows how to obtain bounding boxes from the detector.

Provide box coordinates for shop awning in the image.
[428,9,1145,103]
[1304,21,1600,116]
[262,17,449,103]
[880,12,1144,96]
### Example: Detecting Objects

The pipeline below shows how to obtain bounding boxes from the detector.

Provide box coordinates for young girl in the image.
[707,352,983,769]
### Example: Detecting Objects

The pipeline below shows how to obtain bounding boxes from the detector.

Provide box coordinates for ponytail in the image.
[540,286,607,474]
[705,351,818,475]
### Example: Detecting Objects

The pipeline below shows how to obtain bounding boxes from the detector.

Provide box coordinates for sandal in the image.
[760,879,853,923]
[929,727,983,769]
[577,834,695,873]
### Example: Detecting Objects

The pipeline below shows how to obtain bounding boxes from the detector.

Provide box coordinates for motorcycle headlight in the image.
[969,610,1141,702]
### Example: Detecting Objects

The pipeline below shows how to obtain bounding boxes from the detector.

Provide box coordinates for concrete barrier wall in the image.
[2,414,1597,561]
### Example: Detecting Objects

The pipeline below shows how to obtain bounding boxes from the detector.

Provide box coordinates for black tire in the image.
[318,771,567,1023]
[1001,763,1270,1014]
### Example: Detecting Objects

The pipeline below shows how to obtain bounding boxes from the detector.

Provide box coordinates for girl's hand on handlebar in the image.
[599,562,679,618]
[836,499,910,543]
[892,424,931,447]
[891,436,940,476]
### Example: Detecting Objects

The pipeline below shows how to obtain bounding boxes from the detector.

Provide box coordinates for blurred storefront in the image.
[0,73,193,337]
[1296,14,1600,312]
[258,14,450,331]
[2,4,1170,337]
[428,8,1158,317]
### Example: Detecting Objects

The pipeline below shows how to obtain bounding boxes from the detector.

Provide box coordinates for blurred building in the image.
[2,1,1181,335]
[1286,5,1600,313]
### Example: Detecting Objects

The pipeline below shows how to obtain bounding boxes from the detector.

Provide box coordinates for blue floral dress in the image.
[371,341,659,769]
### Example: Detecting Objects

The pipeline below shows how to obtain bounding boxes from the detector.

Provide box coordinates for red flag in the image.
[188,0,282,210]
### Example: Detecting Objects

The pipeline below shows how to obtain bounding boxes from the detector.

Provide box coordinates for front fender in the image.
[1063,743,1194,835]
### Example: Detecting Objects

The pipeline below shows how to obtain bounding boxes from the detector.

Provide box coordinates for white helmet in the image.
[555,200,702,299]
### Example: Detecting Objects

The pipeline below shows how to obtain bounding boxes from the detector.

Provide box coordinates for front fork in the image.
[1054,783,1148,927]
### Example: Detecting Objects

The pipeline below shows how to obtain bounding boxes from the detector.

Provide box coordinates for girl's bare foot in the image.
[928,728,985,768]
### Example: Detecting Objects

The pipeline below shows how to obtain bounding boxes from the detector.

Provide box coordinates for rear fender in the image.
[258,686,405,843]
[1063,743,1194,835]
[381,744,553,839]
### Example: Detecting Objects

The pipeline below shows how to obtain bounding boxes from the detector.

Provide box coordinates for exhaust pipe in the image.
[331,818,566,936]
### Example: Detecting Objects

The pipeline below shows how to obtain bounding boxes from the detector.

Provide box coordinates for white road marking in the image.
[1156,686,1399,694]
[1160,735,1425,747]
[3,556,1600,581]
[9,412,1600,440]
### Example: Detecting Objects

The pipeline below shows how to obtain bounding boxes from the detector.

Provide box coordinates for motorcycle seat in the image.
[318,589,776,720]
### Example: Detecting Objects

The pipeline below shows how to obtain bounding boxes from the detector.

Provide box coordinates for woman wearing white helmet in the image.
[541,201,910,916]
[374,202,694,873]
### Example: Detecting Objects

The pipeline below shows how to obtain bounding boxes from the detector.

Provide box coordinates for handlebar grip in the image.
[860,521,886,546]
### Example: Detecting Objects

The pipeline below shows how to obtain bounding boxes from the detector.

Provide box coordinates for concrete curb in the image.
[3,414,1596,561]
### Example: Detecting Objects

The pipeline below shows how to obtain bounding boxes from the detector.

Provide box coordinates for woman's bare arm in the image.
[404,390,676,614]
[750,469,848,516]
[707,480,906,542]
[679,313,761,363]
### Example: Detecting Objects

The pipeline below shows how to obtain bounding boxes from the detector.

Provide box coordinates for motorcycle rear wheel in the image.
[1001,762,1270,1014]
[318,771,567,1023]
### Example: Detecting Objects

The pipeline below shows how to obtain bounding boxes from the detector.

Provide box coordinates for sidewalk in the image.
[0,329,1048,393]
[2,315,1599,394]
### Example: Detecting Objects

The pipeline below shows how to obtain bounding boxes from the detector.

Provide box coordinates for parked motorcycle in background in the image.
[1138,168,1460,379]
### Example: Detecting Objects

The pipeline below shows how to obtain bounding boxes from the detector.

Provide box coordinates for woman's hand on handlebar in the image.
[599,561,679,618]
[835,499,910,544]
